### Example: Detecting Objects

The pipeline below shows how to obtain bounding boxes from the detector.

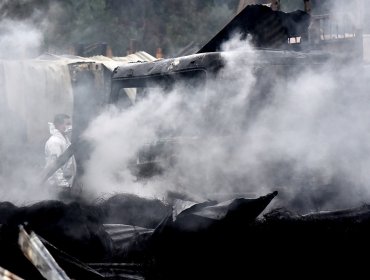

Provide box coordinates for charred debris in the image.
[2,192,370,279]
[2,3,370,279]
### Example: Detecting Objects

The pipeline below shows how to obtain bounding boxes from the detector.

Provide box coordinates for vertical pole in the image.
[303,0,311,14]
[156,48,163,59]
[270,0,280,11]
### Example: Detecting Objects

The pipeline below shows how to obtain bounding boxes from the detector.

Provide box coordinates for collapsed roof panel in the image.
[112,49,331,83]
[197,4,310,53]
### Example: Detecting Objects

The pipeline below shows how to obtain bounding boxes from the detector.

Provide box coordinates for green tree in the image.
[1,0,239,57]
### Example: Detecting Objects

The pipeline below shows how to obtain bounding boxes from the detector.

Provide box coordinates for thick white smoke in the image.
[0,15,74,204]
[0,19,43,60]
[82,33,370,213]
[329,0,364,30]
[0,1,367,213]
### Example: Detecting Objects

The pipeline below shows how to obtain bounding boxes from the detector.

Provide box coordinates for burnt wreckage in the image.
[1,4,370,280]
[2,191,370,279]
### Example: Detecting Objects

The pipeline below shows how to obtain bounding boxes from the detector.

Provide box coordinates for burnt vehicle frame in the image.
[107,49,332,177]
[53,3,364,184]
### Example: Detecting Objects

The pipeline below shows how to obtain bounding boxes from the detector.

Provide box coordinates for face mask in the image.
[64,125,72,135]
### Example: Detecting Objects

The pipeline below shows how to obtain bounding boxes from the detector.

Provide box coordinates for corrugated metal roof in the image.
[104,224,153,250]
[35,51,157,71]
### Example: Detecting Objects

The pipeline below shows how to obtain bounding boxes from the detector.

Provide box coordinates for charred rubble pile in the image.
[1,191,370,279]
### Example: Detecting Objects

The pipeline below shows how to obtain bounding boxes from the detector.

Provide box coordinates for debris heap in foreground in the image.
[1,191,370,279]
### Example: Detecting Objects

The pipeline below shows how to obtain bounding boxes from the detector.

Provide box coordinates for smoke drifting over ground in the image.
[82,35,370,213]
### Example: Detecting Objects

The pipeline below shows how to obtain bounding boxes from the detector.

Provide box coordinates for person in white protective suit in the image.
[45,114,76,192]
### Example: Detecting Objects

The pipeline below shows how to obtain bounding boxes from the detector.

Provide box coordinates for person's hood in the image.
[48,122,60,136]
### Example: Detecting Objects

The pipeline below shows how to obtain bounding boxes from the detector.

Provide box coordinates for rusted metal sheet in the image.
[18,226,70,280]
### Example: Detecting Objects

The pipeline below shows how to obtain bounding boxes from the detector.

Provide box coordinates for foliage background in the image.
[0,0,368,57]
[0,0,239,57]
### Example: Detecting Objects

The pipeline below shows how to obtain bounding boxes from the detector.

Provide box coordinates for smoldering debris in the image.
[82,37,370,214]
[1,191,370,279]
[98,194,171,228]
[0,3,369,279]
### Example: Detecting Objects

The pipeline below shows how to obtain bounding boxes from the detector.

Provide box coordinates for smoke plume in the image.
[82,33,370,213]
[0,19,43,60]
[0,13,74,204]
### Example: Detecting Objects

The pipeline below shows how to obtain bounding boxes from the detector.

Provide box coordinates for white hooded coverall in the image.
[45,123,76,188]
